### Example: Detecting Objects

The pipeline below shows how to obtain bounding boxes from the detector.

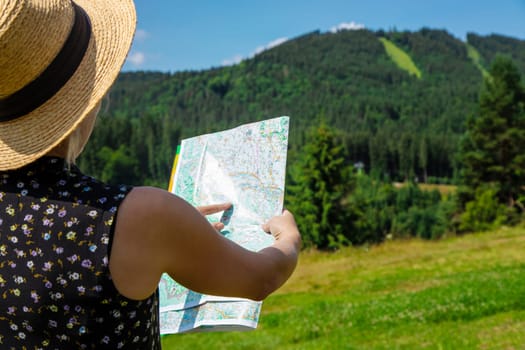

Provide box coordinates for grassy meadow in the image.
[162,226,525,349]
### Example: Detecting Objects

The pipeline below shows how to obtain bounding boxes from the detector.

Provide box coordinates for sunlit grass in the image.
[466,43,490,79]
[162,226,525,349]
[379,37,422,79]
[393,182,457,195]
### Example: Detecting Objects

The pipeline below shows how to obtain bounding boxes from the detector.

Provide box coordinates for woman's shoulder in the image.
[119,186,174,210]
[113,186,182,236]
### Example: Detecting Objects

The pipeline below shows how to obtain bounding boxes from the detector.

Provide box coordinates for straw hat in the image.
[0,0,136,170]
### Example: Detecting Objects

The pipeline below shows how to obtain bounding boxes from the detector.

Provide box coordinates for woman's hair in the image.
[59,103,100,166]
[65,127,84,165]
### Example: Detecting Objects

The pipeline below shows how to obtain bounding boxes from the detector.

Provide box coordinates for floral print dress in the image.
[0,157,160,349]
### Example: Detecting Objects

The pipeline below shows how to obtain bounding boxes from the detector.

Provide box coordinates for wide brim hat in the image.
[0,0,136,170]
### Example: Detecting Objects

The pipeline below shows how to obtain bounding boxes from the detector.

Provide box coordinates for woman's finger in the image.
[197,203,232,215]
[212,222,225,231]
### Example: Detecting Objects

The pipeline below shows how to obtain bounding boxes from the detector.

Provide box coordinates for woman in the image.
[0,0,301,348]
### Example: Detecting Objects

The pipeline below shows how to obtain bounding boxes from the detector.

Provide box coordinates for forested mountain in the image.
[78,28,525,187]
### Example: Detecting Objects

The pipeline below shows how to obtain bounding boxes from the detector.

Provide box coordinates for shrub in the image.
[459,185,509,232]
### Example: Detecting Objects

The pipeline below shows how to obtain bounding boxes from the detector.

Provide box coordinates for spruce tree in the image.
[460,56,525,211]
[286,123,353,249]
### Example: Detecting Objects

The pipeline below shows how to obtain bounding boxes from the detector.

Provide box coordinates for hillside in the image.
[78,28,525,186]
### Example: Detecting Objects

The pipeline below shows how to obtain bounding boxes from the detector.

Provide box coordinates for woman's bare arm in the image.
[109,186,301,301]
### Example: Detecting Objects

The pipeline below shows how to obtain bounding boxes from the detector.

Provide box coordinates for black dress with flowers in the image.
[0,157,160,349]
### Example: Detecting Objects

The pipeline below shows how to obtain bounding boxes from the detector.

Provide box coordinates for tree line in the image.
[79,29,525,186]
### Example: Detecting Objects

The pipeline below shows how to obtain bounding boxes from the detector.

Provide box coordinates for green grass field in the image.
[379,38,422,79]
[162,226,525,349]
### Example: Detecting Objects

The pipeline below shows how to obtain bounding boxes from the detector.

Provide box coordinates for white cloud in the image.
[253,37,288,56]
[135,29,149,41]
[222,54,244,66]
[127,51,146,67]
[330,21,365,33]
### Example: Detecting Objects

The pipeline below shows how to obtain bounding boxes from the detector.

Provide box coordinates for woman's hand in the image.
[196,202,232,231]
[262,209,301,247]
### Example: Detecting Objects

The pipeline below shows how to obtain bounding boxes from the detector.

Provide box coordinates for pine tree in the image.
[286,123,354,249]
[459,56,525,211]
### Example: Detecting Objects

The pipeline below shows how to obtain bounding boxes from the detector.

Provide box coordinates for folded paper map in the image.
[159,116,290,334]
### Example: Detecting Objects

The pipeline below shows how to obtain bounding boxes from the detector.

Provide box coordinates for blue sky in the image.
[122,0,525,73]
